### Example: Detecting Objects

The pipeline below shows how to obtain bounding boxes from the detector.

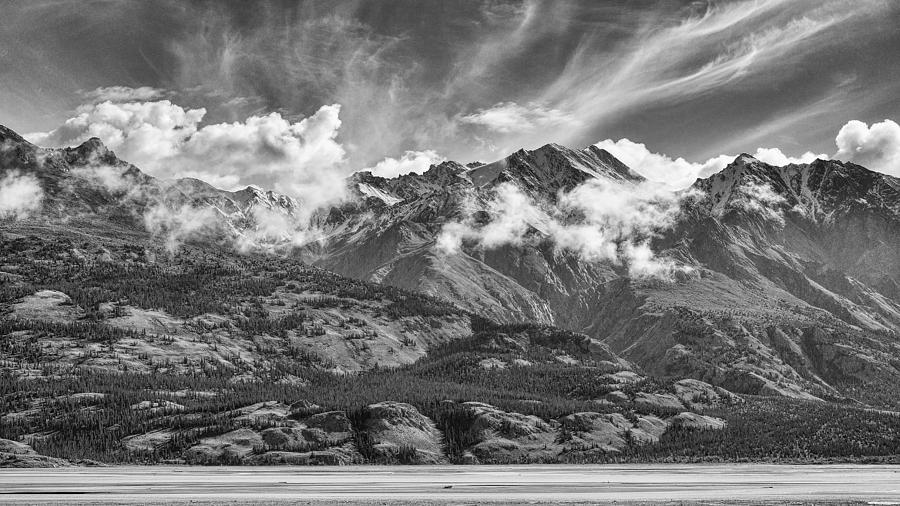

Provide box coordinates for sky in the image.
[2,0,900,193]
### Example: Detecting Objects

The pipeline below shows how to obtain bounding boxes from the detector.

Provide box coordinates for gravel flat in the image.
[1,464,899,504]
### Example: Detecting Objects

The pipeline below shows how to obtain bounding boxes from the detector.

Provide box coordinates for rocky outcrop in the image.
[433,398,728,464]
[184,428,264,464]
[10,290,82,322]
[671,412,727,430]
[0,439,72,468]
[122,430,174,453]
[360,402,445,464]
[633,393,685,414]
[243,447,356,465]
[558,412,668,458]
[672,379,741,410]
[458,402,558,464]
[182,401,359,465]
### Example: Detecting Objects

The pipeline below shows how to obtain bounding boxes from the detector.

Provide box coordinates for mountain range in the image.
[1,123,899,466]
[309,139,900,404]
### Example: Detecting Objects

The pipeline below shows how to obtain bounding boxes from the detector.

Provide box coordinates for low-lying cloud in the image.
[437,180,691,279]
[143,202,224,254]
[0,171,43,219]
[731,181,788,225]
[26,93,349,217]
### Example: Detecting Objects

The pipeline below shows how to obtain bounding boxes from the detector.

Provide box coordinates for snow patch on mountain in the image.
[357,182,402,206]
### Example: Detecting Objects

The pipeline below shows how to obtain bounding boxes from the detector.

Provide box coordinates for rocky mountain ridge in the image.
[0,126,299,239]
[3,123,900,405]
[308,143,900,405]
[3,122,900,466]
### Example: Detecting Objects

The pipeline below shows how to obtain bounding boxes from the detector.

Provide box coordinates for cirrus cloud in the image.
[459,102,577,135]
[81,86,165,103]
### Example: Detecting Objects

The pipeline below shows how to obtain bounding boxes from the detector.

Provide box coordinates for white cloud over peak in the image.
[593,139,732,188]
[594,138,826,188]
[751,147,825,168]
[26,99,207,161]
[834,119,900,176]
[366,150,445,178]
[594,117,900,186]
[26,99,349,216]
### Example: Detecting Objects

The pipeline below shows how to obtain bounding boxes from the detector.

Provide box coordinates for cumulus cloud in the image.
[25,100,207,161]
[26,99,349,218]
[437,180,690,279]
[595,139,826,188]
[594,139,732,188]
[595,117,900,187]
[834,119,900,176]
[751,147,826,167]
[232,206,326,253]
[459,102,577,135]
[366,150,445,178]
[0,171,43,219]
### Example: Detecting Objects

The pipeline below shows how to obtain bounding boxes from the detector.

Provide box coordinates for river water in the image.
[2,464,899,504]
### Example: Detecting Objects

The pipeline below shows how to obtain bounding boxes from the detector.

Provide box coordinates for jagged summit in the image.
[63,137,120,167]
[695,153,900,219]
[349,160,472,206]
[466,142,641,197]
[0,124,300,229]
[345,142,642,210]
[735,153,759,165]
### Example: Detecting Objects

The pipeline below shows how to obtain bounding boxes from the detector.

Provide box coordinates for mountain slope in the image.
[3,123,900,404]
[307,143,647,325]
[3,123,900,465]
[305,147,900,405]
